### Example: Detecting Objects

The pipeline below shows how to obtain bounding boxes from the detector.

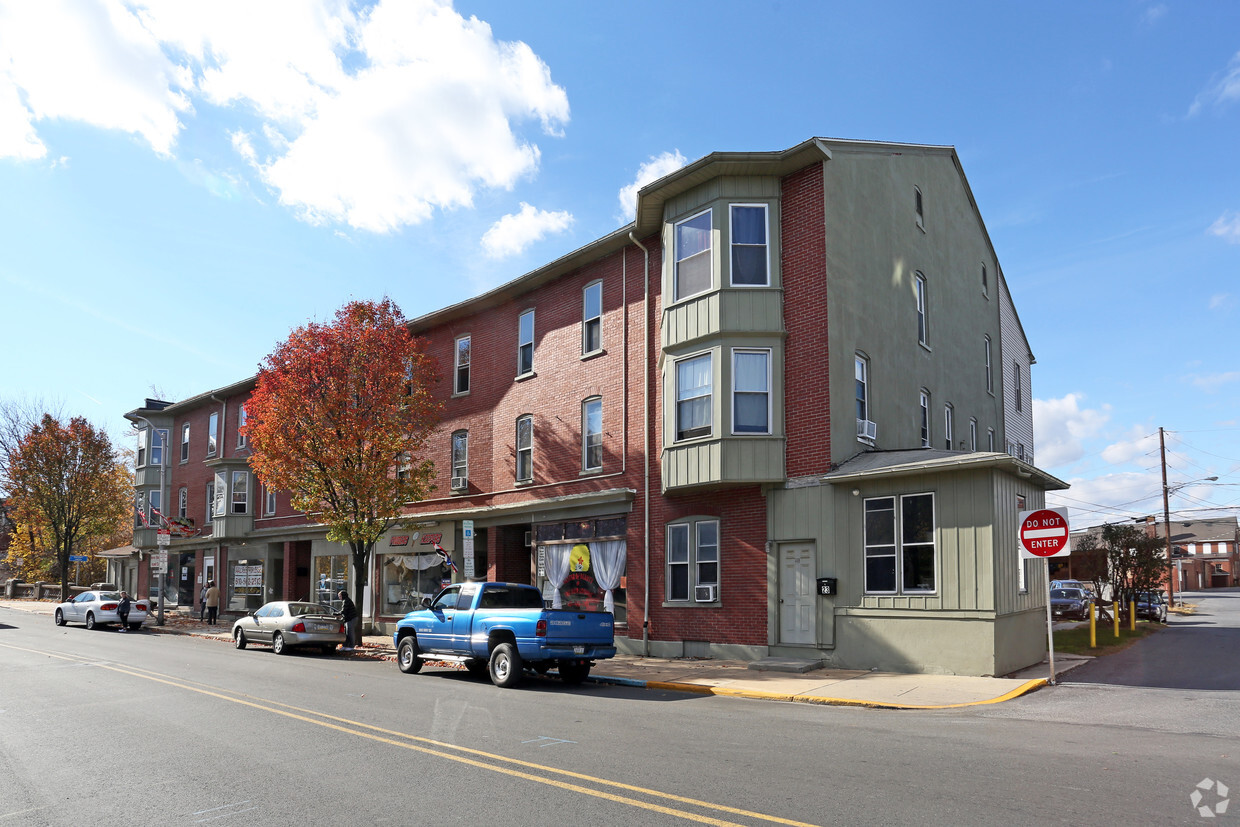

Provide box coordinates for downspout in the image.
[628,230,651,656]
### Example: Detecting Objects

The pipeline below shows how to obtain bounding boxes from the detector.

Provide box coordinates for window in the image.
[914,186,924,229]
[675,353,713,441]
[515,415,533,482]
[148,489,161,526]
[864,493,936,594]
[136,430,146,468]
[454,335,470,394]
[207,412,218,457]
[265,487,277,516]
[135,491,145,528]
[855,354,869,423]
[732,349,770,434]
[666,519,719,602]
[984,336,993,394]
[582,282,602,355]
[915,272,928,346]
[674,209,712,300]
[395,452,411,481]
[517,310,534,376]
[987,428,995,452]
[730,204,768,286]
[943,404,954,450]
[237,406,247,447]
[1014,361,1023,412]
[919,391,931,448]
[178,487,188,519]
[150,429,168,467]
[969,418,978,452]
[451,430,468,484]
[231,471,248,514]
[180,423,190,462]
[1016,494,1028,593]
[981,263,989,297]
[582,397,602,471]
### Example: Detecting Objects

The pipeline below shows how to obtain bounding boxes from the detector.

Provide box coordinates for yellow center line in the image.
[2,643,819,827]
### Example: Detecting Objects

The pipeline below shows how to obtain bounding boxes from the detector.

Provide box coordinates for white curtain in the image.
[545,545,571,609]
[590,540,626,613]
[395,553,442,571]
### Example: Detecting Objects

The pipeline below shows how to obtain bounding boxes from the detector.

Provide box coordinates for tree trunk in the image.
[349,541,371,647]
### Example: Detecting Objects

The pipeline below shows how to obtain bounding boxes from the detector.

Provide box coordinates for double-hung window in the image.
[454,335,470,394]
[237,406,247,447]
[730,204,768,286]
[148,489,161,526]
[515,415,533,482]
[135,491,146,528]
[207,412,218,457]
[855,354,873,443]
[943,404,954,450]
[666,519,719,602]
[919,391,931,448]
[265,487,277,516]
[582,397,602,471]
[451,431,468,487]
[205,482,215,524]
[136,430,146,468]
[178,487,188,519]
[915,273,928,346]
[969,418,978,452]
[988,428,996,452]
[731,349,770,434]
[674,209,712,300]
[864,493,936,594]
[149,429,168,467]
[180,423,190,462]
[675,353,712,441]
[231,471,248,514]
[582,282,602,355]
[984,336,993,394]
[517,311,534,376]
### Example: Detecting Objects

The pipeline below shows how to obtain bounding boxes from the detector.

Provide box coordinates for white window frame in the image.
[136,429,146,468]
[943,404,954,451]
[674,208,713,301]
[180,423,190,463]
[582,281,602,355]
[149,429,168,468]
[207,412,218,457]
[864,492,937,595]
[454,335,471,395]
[135,490,145,528]
[582,397,602,471]
[915,272,928,346]
[984,336,993,394]
[665,518,720,603]
[148,489,161,526]
[178,487,188,519]
[919,391,931,448]
[987,428,996,452]
[517,310,534,377]
[674,351,713,442]
[729,203,769,287]
[855,353,869,423]
[204,481,214,524]
[915,186,924,229]
[969,418,978,452]
[231,470,248,515]
[237,405,247,448]
[452,430,468,482]
[265,486,277,516]
[731,348,771,435]
[515,415,533,483]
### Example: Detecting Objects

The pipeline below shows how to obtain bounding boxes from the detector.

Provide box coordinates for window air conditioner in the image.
[451,476,467,491]
[695,584,718,603]
[856,419,877,441]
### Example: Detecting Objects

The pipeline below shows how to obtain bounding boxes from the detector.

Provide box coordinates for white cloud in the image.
[1209,293,1234,311]
[1191,371,1240,392]
[1032,393,1110,469]
[481,202,573,259]
[1139,4,1167,25]
[1046,470,1160,527]
[1208,211,1240,243]
[0,0,570,233]
[0,0,191,158]
[617,150,688,222]
[1100,428,1159,467]
[1190,51,1240,117]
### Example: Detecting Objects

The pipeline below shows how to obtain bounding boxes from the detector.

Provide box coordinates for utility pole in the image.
[1160,427,1175,608]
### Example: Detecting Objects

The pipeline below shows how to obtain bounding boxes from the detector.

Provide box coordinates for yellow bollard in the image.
[1113,601,1119,638]
[1129,600,1136,631]
[1089,601,1096,649]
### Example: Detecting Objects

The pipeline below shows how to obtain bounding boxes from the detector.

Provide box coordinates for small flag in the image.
[434,543,459,574]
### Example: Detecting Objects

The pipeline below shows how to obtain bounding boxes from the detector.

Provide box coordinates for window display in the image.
[382,552,450,615]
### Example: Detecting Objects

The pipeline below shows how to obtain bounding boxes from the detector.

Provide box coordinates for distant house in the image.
[1062,516,1239,594]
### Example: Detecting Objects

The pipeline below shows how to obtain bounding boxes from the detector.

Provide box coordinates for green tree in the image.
[244,299,441,645]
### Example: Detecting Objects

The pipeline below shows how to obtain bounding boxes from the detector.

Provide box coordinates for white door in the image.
[780,544,816,645]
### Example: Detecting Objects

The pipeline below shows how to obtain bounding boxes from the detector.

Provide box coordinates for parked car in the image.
[1050,579,1096,599]
[54,591,149,631]
[1135,591,1168,623]
[231,601,346,655]
[1050,587,1091,620]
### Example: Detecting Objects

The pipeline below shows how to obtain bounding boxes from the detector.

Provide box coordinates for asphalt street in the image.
[1,592,1237,826]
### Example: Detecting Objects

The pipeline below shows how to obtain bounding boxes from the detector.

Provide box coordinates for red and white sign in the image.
[1018,508,1072,558]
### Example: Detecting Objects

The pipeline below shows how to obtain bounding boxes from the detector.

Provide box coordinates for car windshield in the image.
[1051,589,1082,599]
[289,603,331,616]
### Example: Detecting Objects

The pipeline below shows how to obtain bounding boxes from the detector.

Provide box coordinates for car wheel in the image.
[464,658,488,678]
[234,628,247,650]
[272,632,287,655]
[54,609,65,627]
[85,612,97,630]
[488,642,522,688]
[397,637,423,674]
[558,661,591,685]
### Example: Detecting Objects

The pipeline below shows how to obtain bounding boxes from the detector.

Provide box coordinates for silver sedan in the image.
[231,601,346,655]
[54,591,150,631]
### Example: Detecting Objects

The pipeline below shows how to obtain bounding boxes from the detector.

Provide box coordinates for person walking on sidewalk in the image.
[199,583,207,621]
[116,591,132,632]
[338,590,358,651]
[204,581,220,626]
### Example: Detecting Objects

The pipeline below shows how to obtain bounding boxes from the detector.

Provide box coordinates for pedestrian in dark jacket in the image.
[338,590,358,651]
[117,591,132,632]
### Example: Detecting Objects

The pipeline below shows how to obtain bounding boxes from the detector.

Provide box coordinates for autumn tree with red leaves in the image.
[243,299,440,645]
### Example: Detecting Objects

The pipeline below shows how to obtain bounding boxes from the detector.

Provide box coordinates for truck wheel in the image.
[559,661,591,685]
[489,643,522,688]
[397,637,423,674]
[464,658,488,678]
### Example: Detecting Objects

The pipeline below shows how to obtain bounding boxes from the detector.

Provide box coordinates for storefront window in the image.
[381,552,451,615]
[314,554,348,611]
[539,531,626,623]
[228,558,264,612]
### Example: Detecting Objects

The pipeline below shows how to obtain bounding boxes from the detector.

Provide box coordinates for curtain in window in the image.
[590,540,626,613]
[677,356,712,433]
[545,544,571,609]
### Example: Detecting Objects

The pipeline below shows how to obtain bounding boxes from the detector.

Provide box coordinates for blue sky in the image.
[2,0,1238,529]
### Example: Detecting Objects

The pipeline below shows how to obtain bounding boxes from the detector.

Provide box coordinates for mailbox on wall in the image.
[816,577,838,596]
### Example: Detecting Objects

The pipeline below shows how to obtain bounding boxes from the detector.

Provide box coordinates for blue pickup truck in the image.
[393,581,616,687]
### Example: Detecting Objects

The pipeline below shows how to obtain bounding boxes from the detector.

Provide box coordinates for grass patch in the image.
[1053,622,1163,656]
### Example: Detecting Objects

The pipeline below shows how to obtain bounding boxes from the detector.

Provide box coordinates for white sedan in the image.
[232,601,346,655]
[54,591,150,631]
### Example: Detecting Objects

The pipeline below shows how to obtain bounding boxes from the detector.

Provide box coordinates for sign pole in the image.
[1018,506,1072,688]
[1044,557,1056,685]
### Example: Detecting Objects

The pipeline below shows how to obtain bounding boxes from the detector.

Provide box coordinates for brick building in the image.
[123,137,1065,676]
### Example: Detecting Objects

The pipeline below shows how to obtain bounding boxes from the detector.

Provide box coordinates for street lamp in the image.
[1161,474,1218,608]
[129,415,168,626]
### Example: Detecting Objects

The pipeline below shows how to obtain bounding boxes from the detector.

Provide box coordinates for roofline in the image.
[125,376,257,420]
[822,451,1069,491]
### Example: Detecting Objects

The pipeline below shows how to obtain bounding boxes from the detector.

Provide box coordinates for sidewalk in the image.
[4,599,1086,709]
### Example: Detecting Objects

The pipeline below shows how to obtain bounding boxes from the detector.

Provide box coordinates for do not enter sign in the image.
[1018,507,1072,559]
